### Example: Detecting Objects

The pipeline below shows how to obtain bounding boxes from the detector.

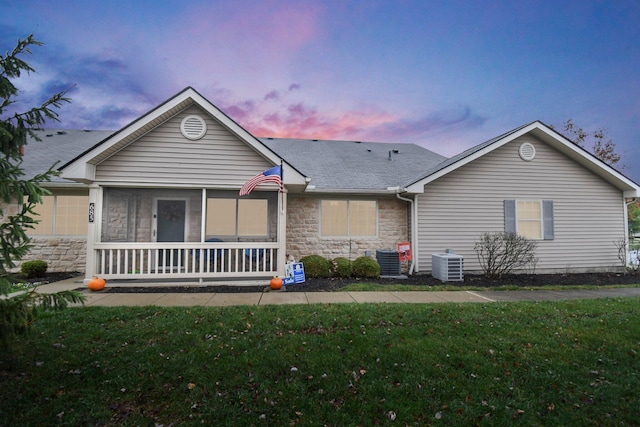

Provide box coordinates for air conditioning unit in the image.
[376,250,401,276]
[432,253,464,282]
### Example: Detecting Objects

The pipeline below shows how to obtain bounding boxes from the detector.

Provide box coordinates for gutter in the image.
[304,185,404,195]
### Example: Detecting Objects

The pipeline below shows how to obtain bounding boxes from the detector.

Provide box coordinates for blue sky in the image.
[2,0,639,181]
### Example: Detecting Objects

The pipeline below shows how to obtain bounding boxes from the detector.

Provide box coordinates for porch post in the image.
[83,185,103,283]
[200,188,207,242]
[277,190,287,277]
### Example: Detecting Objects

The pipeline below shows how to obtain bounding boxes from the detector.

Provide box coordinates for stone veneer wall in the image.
[286,195,409,260]
[16,237,87,273]
[1,200,87,273]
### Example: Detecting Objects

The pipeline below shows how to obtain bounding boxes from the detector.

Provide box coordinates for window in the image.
[517,200,542,239]
[206,198,269,238]
[504,199,554,240]
[321,200,377,237]
[27,194,89,236]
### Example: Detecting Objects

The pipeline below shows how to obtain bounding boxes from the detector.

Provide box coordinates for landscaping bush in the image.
[351,256,380,278]
[299,255,332,278]
[331,257,352,278]
[20,260,48,279]
[474,232,538,278]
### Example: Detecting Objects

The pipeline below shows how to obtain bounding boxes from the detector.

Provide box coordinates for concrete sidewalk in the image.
[34,276,640,307]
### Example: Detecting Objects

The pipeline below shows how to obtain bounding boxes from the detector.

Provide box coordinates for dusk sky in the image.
[2,0,639,181]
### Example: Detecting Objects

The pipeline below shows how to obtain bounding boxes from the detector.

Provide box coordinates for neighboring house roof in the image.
[261,137,446,192]
[22,129,113,184]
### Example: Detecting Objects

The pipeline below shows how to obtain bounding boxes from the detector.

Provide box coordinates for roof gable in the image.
[405,121,640,197]
[60,87,306,186]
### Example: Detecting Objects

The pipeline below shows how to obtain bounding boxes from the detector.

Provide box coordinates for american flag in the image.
[239,165,283,196]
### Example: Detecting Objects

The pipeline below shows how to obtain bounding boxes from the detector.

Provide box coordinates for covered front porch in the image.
[86,187,286,282]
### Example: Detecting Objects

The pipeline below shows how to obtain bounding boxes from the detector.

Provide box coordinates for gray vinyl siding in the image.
[95,106,274,186]
[416,135,625,274]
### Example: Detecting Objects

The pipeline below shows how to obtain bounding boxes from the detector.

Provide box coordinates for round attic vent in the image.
[180,115,207,140]
[519,142,536,161]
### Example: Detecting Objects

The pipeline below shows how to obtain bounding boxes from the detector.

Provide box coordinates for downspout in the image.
[396,191,416,275]
[625,197,637,265]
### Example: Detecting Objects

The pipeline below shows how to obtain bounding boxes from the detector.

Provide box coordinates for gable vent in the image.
[180,115,207,140]
[519,142,536,161]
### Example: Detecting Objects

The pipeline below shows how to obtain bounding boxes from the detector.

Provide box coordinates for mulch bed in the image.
[18,271,639,294]
[85,272,640,293]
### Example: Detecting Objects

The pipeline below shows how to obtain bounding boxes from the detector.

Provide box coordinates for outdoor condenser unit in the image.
[376,250,401,276]
[431,253,464,282]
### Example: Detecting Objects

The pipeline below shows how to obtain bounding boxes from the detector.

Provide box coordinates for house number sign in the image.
[88,203,95,223]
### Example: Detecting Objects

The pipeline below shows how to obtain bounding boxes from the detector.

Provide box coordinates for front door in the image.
[154,199,187,267]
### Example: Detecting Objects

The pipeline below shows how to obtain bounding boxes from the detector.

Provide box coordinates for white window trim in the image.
[25,194,89,237]
[319,199,379,238]
[516,199,543,240]
[206,197,271,239]
[504,199,554,241]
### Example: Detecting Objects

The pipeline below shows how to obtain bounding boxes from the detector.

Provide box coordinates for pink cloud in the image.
[241,102,397,141]
[217,84,485,144]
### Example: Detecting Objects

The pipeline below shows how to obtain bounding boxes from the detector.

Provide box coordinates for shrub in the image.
[474,232,538,278]
[331,257,352,278]
[352,256,381,278]
[20,260,48,279]
[615,237,640,275]
[299,255,332,278]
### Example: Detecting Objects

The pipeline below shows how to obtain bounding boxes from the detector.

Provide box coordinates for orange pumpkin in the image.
[88,276,106,291]
[269,276,283,290]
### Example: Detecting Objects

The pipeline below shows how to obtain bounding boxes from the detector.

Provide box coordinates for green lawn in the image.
[2,298,639,426]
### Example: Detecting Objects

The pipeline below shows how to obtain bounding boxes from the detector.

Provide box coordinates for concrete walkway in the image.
[34,276,640,307]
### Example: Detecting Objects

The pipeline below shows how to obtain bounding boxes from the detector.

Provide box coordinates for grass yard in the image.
[2,298,639,426]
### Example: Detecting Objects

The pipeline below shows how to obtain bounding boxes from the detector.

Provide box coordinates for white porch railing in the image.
[93,242,279,280]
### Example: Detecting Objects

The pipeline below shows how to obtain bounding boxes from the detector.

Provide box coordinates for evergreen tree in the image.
[1,34,85,349]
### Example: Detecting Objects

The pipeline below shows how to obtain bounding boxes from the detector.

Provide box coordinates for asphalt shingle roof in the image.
[22,129,112,183]
[261,138,446,190]
[22,130,450,190]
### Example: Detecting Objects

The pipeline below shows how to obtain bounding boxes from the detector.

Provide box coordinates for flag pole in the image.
[280,160,284,214]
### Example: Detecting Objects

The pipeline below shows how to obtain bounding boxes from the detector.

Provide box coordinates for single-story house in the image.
[13,87,640,283]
